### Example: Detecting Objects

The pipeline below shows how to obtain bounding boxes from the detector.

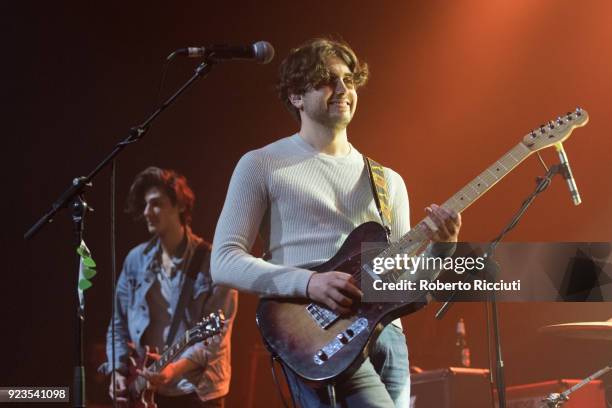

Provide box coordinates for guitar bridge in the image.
[313,318,369,365]
[306,303,339,329]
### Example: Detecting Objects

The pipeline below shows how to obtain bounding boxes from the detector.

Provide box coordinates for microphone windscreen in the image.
[253,41,275,64]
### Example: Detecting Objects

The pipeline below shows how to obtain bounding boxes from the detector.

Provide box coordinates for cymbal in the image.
[539,318,612,341]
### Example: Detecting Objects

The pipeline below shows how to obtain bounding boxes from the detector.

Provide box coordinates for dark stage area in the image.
[10,1,612,407]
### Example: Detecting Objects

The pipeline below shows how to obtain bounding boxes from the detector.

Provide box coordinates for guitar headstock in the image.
[189,311,226,343]
[522,107,589,151]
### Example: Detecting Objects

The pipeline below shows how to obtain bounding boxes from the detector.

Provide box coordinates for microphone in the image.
[169,41,275,64]
[555,143,582,206]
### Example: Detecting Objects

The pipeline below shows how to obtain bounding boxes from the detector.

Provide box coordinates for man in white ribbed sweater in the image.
[211,39,461,407]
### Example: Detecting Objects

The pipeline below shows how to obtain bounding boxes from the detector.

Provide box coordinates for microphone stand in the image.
[24,60,214,407]
[435,162,568,408]
[541,363,612,408]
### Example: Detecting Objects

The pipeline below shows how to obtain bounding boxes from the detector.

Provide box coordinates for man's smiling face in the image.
[295,55,358,130]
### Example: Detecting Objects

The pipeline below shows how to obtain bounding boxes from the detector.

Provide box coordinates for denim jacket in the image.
[99,230,237,401]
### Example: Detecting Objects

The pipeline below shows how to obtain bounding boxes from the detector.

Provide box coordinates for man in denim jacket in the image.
[100,167,237,408]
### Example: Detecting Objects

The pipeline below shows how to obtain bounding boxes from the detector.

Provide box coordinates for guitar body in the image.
[124,346,158,408]
[256,222,427,382]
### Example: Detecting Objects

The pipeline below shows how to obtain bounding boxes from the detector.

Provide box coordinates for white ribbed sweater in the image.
[211,134,410,298]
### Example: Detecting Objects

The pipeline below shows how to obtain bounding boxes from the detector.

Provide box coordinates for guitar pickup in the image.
[307,303,339,329]
[361,263,381,280]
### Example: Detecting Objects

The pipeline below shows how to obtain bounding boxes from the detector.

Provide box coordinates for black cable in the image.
[109,52,179,406]
[488,166,556,250]
[114,54,173,151]
[270,354,295,408]
[484,301,496,408]
[155,57,172,109]
[110,159,118,408]
[536,151,549,172]
[326,383,337,408]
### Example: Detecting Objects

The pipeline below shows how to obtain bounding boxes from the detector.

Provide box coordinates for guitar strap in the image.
[364,156,392,242]
[165,241,207,347]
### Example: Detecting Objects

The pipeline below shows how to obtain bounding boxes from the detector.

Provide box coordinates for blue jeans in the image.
[284,324,410,408]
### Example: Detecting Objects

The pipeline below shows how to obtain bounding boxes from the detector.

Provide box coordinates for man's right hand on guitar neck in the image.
[108,370,128,402]
[307,271,363,315]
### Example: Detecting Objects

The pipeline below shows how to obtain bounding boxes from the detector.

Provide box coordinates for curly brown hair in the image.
[126,166,195,226]
[278,38,369,122]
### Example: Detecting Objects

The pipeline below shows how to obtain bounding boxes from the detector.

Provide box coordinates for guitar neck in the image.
[149,331,194,374]
[443,142,532,214]
[390,142,533,254]
[132,330,198,395]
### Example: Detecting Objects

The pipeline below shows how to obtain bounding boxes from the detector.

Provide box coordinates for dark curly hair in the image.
[126,166,195,226]
[278,38,369,122]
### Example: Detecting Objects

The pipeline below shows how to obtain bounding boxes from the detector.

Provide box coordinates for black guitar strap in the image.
[165,241,207,347]
[364,156,392,242]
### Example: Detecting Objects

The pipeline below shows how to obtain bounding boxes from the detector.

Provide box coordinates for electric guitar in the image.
[122,311,225,408]
[256,108,589,382]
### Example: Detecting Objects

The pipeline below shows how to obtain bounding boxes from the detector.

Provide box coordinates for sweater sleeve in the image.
[211,151,314,297]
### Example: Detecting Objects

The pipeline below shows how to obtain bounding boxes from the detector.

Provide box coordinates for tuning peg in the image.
[548,121,555,130]
[540,124,546,133]
[530,130,537,138]
[566,112,573,120]
[556,116,565,125]
[575,107,582,116]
